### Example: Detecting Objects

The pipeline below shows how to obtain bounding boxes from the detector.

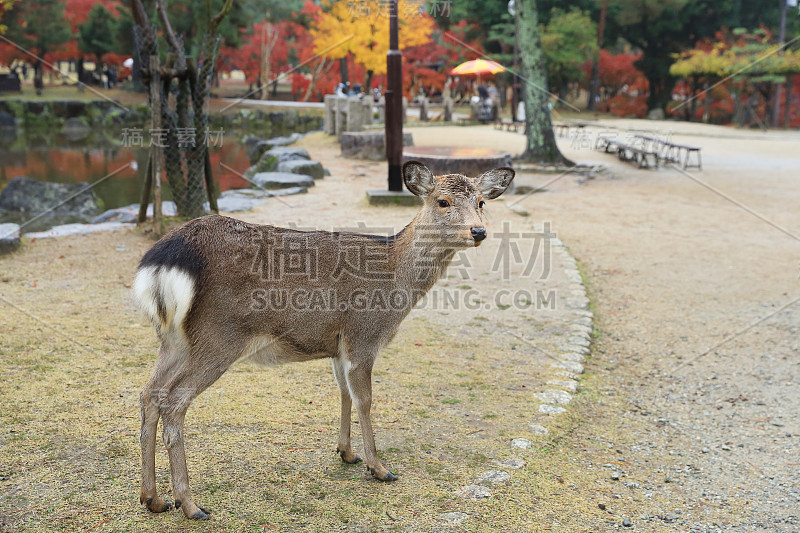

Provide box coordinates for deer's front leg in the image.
[331,357,361,464]
[346,361,397,481]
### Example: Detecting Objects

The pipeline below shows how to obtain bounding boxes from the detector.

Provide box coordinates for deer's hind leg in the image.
[140,337,186,513]
[158,334,246,520]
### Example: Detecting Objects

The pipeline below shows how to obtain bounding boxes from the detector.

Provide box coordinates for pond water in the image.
[0,130,253,231]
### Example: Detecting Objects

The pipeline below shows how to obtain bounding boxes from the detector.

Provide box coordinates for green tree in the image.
[78,4,117,70]
[602,0,790,114]
[3,0,70,94]
[516,0,571,165]
[540,8,598,102]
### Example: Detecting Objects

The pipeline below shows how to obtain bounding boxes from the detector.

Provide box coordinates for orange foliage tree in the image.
[310,0,434,91]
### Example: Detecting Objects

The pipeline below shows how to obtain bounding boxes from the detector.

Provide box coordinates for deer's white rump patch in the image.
[133,265,196,332]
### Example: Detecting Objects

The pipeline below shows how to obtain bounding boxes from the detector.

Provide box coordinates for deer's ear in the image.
[475,167,515,200]
[403,161,436,197]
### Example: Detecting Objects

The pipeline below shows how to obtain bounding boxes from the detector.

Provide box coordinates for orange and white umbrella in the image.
[450,59,506,76]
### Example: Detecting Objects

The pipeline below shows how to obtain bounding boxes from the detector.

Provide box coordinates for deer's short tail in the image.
[133,230,205,333]
[133,266,196,333]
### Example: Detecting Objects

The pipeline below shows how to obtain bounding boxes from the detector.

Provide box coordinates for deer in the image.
[132,161,514,519]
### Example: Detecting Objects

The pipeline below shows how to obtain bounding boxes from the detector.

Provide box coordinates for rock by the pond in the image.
[251,172,314,190]
[0,223,21,254]
[277,159,325,180]
[265,132,302,147]
[215,196,265,213]
[63,117,91,140]
[244,133,303,162]
[220,187,308,200]
[243,136,267,164]
[459,485,491,499]
[25,221,133,239]
[220,188,273,199]
[477,470,511,484]
[0,111,15,128]
[91,209,138,224]
[264,146,310,161]
[510,438,532,449]
[110,202,178,220]
[0,176,99,218]
[245,146,311,177]
[260,186,308,197]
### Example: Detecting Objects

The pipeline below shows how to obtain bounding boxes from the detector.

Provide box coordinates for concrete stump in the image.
[340,131,414,160]
[402,146,513,177]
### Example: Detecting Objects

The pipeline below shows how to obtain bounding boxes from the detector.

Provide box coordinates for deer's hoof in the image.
[142,496,172,513]
[189,507,211,520]
[340,452,362,464]
[368,466,398,482]
[380,471,399,482]
[337,447,362,464]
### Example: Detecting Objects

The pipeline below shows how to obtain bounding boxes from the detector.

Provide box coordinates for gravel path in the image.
[408,120,800,530]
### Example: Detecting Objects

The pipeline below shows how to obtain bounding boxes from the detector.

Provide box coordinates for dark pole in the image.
[385,0,403,191]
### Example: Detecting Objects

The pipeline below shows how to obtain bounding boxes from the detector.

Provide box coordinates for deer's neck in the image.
[390,215,458,300]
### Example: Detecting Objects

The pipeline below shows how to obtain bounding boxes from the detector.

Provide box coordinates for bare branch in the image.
[155,0,182,54]
[210,0,234,32]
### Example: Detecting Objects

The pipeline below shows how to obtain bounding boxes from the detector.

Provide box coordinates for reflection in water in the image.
[0,134,251,212]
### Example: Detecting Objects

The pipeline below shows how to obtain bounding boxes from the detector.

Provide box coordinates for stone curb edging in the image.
[443,226,593,524]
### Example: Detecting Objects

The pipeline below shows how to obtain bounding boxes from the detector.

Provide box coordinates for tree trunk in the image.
[516,0,571,165]
[587,59,599,110]
[635,50,675,115]
[701,81,711,123]
[784,76,794,129]
[34,59,44,95]
[365,70,374,93]
[339,56,349,86]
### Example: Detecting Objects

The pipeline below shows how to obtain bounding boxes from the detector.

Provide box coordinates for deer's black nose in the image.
[471,227,487,242]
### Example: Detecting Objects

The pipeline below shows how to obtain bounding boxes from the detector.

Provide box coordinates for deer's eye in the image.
[438,199,450,208]
[478,200,485,208]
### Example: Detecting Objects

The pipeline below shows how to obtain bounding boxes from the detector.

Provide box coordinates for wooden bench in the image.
[554,123,570,138]
[596,136,659,169]
[632,134,702,170]
[493,119,525,132]
[673,143,702,170]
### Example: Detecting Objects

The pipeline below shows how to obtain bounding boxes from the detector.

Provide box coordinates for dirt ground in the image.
[1,119,799,532]
[418,119,800,531]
